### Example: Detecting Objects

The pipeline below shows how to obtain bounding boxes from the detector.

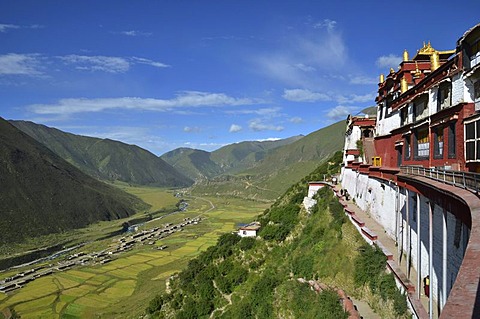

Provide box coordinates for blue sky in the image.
[1,1,479,155]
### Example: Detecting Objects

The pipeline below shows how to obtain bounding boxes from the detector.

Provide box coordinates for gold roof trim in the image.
[418,41,436,55]
[413,41,455,61]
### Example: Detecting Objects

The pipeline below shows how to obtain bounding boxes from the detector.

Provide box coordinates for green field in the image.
[0,187,269,318]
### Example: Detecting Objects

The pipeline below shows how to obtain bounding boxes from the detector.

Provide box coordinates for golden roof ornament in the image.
[390,67,395,74]
[414,61,422,77]
[403,49,409,61]
[430,51,440,71]
[400,77,408,93]
[418,41,436,55]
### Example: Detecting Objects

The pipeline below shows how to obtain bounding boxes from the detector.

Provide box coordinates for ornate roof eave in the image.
[456,22,480,47]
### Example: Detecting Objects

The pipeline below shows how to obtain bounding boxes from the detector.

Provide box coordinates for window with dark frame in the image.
[466,121,476,161]
[437,83,452,112]
[414,127,429,159]
[404,135,411,160]
[476,81,480,110]
[434,126,444,159]
[401,107,408,126]
[448,122,456,158]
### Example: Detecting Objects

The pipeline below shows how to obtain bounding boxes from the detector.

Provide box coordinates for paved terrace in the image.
[332,183,434,319]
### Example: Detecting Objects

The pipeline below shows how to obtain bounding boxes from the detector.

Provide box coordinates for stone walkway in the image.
[333,183,438,319]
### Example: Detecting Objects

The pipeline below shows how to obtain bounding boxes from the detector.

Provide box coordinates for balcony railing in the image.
[400,165,480,194]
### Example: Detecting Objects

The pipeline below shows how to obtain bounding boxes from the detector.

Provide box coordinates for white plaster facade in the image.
[238,229,258,237]
[341,167,468,312]
[376,108,400,137]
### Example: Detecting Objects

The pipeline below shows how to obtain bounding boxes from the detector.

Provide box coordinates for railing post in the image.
[475,174,478,194]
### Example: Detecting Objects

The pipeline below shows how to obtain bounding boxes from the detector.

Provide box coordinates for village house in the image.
[237,222,261,237]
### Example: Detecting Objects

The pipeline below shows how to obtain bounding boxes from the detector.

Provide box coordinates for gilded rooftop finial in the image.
[414,61,422,77]
[418,41,436,55]
[403,49,409,61]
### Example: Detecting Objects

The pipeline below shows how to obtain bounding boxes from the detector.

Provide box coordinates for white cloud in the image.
[58,55,170,72]
[120,30,152,37]
[376,54,402,69]
[0,24,20,32]
[59,55,131,73]
[257,137,281,142]
[313,19,337,33]
[184,126,201,133]
[29,91,261,115]
[249,119,284,132]
[253,21,347,87]
[327,105,358,120]
[225,107,280,117]
[229,124,242,133]
[132,57,170,68]
[0,53,43,75]
[289,116,303,124]
[337,92,376,104]
[282,89,332,102]
[349,75,377,85]
[0,24,43,33]
[293,63,316,72]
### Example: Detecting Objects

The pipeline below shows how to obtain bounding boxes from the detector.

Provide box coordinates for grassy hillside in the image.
[161,136,303,181]
[192,120,346,201]
[161,148,223,180]
[146,152,408,318]
[0,117,146,244]
[11,120,193,188]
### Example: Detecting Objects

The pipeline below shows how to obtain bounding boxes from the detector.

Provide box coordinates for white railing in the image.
[400,166,480,194]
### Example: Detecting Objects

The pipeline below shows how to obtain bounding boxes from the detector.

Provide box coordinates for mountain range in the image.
[11,120,193,188]
[0,117,145,244]
[3,108,376,243]
[160,136,303,181]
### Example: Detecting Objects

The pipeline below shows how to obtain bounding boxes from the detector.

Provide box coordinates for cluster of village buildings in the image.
[0,217,201,294]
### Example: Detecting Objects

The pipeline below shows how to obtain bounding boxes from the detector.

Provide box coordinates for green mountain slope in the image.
[160,148,223,180]
[193,120,346,201]
[147,152,407,319]
[0,117,145,244]
[11,120,193,188]
[161,136,303,181]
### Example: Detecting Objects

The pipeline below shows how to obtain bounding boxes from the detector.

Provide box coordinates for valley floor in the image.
[0,187,269,318]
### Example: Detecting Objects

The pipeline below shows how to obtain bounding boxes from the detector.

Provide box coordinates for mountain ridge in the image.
[10,120,193,188]
[0,117,146,244]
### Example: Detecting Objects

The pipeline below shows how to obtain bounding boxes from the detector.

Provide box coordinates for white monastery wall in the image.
[342,169,397,238]
[376,109,400,136]
[345,126,362,150]
[452,73,474,105]
[341,168,469,308]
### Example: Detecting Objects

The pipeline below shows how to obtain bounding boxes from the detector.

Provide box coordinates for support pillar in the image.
[442,207,448,311]
[406,190,411,279]
[417,193,421,299]
[429,202,434,319]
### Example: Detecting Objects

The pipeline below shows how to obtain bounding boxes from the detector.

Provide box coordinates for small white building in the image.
[237,222,261,237]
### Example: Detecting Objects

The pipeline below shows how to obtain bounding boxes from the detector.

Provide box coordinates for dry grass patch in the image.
[147,255,178,266]
[53,274,80,290]
[14,294,57,313]
[63,284,97,298]
[3,277,58,306]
